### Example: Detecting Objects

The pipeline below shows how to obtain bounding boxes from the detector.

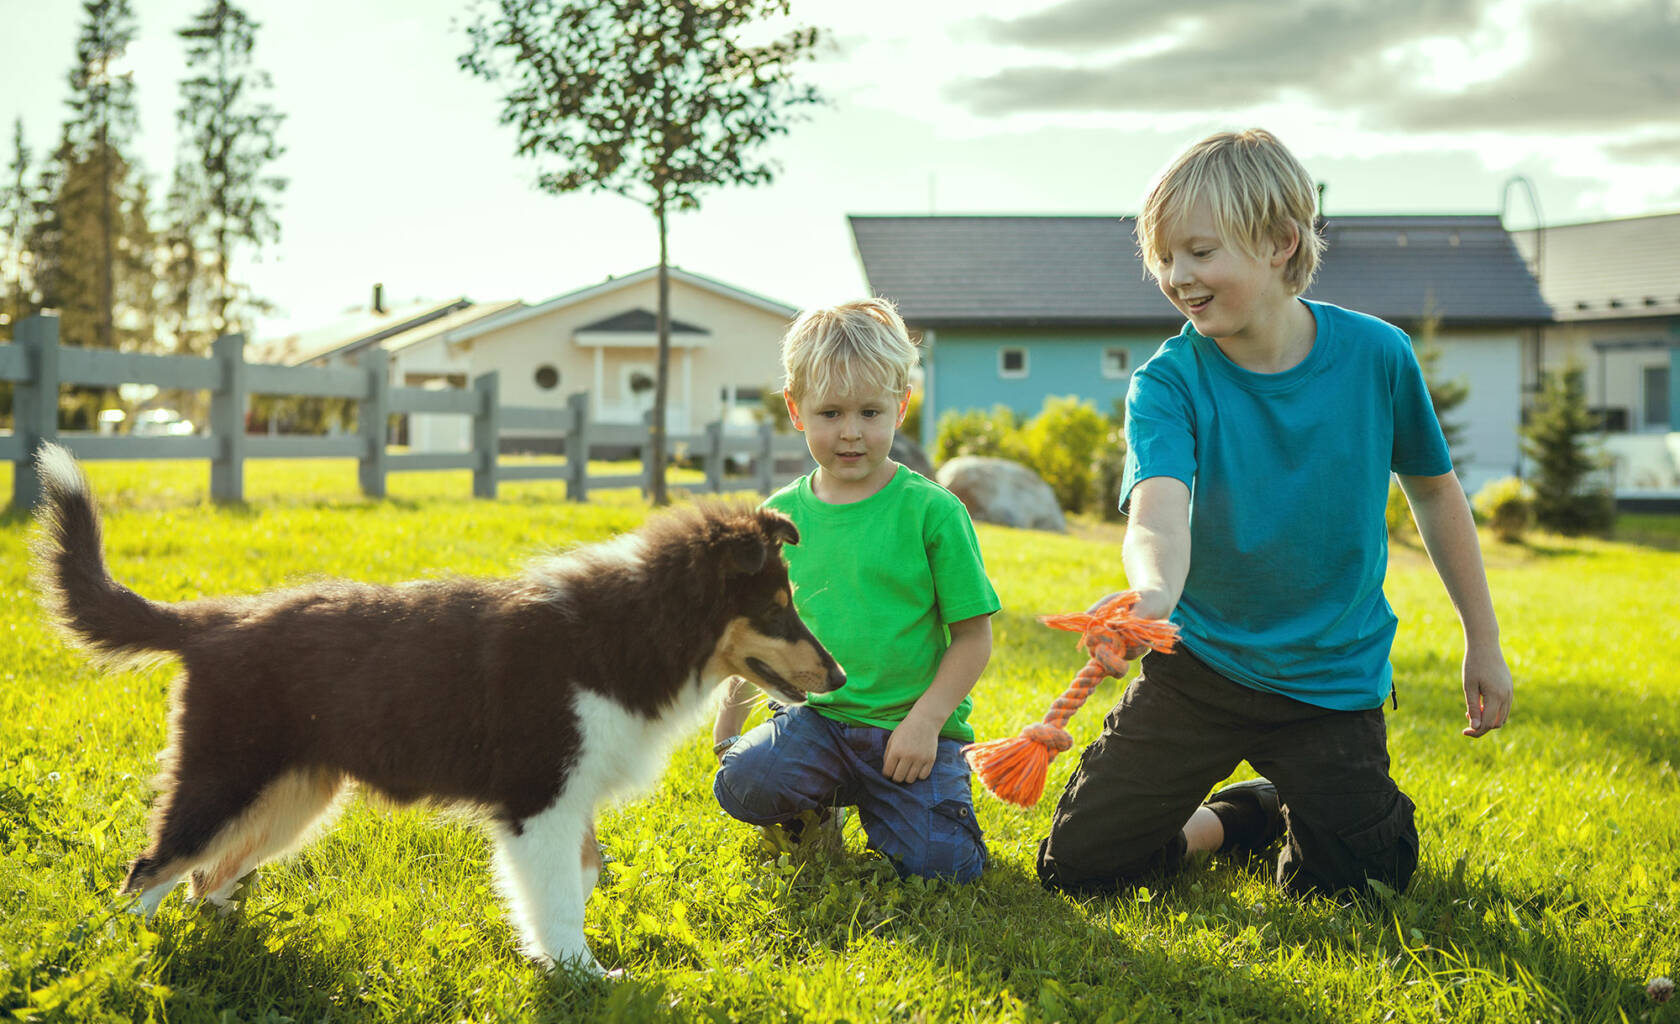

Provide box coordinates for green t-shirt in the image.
[765,465,1001,742]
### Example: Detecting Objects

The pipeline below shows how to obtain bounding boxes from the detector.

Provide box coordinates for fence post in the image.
[358,348,390,498]
[11,314,60,511]
[756,420,775,495]
[703,420,724,493]
[472,371,499,499]
[565,391,590,502]
[209,333,248,503]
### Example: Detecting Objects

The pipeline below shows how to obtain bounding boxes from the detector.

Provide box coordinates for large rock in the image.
[936,456,1067,532]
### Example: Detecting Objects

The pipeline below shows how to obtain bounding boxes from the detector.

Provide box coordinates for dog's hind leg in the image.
[187,767,347,911]
[490,799,604,975]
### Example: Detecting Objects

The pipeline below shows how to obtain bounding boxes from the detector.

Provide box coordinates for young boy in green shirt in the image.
[712,298,1000,882]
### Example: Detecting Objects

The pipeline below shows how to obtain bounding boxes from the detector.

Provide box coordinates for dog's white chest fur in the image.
[569,679,716,805]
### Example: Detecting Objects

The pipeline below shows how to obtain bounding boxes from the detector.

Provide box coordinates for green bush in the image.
[1472,476,1536,543]
[1013,395,1109,514]
[934,398,1128,515]
[934,404,1021,463]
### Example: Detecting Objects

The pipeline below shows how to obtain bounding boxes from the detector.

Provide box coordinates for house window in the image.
[1102,347,1130,378]
[534,364,560,390]
[999,347,1028,379]
[1645,365,1671,429]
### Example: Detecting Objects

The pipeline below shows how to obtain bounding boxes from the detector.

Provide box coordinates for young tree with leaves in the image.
[460,0,823,504]
[1522,362,1614,535]
[171,0,286,346]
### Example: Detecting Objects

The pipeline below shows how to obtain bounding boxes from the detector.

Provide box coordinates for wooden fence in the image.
[0,314,812,511]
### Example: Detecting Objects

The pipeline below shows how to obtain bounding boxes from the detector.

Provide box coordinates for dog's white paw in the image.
[540,951,613,978]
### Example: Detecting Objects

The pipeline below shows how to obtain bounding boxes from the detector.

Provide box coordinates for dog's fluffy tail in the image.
[30,443,187,664]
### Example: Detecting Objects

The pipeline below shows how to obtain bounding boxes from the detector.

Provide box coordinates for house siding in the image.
[928,325,1168,426]
[1430,329,1525,493]
[456,276,793,433]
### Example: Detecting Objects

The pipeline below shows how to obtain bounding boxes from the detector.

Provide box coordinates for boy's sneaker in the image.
[1204,778,1284,854]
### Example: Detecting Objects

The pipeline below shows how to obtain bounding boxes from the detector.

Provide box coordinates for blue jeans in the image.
[713,705,988,883]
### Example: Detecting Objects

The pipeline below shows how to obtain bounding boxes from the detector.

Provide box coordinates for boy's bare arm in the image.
[1080,477,1190,677]
[1398,471,1514,738]
[883,614,993,784]
[1121,476,1192,622]
[712,676,758,759]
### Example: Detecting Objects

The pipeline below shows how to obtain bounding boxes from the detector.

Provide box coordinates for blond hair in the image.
[780,298,918,402]
[1136,128,1325,296]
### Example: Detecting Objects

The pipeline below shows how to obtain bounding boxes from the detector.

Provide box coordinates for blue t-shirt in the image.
[1120,300,1451,710]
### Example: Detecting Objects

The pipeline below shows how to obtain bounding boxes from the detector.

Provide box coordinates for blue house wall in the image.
[925,326,1170,441]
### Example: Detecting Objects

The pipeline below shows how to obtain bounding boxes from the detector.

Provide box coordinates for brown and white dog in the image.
[29,443,843,973]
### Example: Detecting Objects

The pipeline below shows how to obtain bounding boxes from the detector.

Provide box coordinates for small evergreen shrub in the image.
[1522,364,1615,535]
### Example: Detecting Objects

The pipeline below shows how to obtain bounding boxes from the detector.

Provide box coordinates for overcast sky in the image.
[3,0,1676,340]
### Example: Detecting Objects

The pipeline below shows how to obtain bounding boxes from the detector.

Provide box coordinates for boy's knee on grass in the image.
[1278,789,1418,900]
[877,801,988,884]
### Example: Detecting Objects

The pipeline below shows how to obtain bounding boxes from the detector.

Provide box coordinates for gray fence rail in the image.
[1,314,812,510]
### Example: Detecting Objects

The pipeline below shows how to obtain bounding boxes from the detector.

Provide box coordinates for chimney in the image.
[372,283,385,315]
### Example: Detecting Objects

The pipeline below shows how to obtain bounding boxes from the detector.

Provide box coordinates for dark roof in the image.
[1312,216,1550,324]
[1510,211,1680,322]
[577,307,709,334]
[850,214,1551,328]
[850,216,1166,325]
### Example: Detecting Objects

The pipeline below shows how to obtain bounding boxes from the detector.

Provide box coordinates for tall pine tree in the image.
[170,0,286,347]
[2,118,31,341]
[55,0,154,354]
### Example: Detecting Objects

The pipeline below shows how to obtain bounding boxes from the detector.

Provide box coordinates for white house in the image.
[1513,212,1680,496]
[259,269,799,454]
[436,266,796,452]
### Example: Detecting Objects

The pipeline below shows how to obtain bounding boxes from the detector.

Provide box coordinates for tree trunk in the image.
[98,126,114,351]
[651,200,671,506]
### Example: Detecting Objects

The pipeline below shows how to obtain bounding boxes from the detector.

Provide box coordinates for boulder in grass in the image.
[936,456,1067,533]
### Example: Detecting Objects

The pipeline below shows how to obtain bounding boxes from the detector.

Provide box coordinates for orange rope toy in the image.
[962,592,1180,808]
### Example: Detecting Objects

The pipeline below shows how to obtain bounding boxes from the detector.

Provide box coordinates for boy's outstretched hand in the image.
[1082,589,1175,677]
[1461,645,1514,738]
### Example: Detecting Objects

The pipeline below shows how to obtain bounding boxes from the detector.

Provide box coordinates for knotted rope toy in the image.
[963,592,1180,807]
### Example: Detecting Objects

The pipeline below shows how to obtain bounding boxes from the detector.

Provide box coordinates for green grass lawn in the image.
[2,460,1677,1023]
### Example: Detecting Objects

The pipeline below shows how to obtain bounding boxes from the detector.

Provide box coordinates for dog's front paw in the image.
[539,950,615,979]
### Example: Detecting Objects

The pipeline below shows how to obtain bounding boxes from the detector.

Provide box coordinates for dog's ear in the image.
[758,509,799,548]
[722,510,797,577]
